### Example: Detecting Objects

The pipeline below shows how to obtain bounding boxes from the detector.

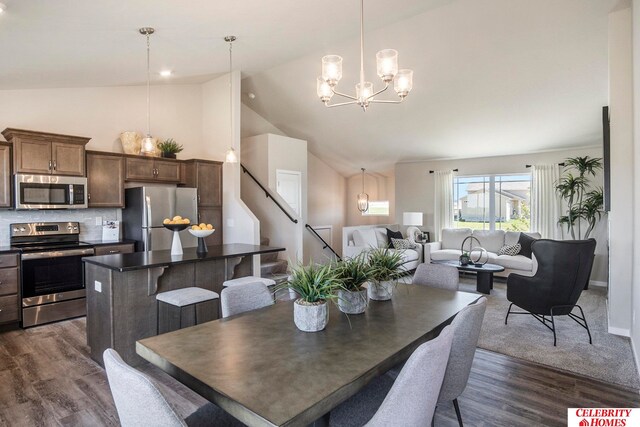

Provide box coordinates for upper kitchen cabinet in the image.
[0,142,11,209]
[125,156,181,183]
[182,160,222,207]
[86,151,125,208]
[1,128,89,177]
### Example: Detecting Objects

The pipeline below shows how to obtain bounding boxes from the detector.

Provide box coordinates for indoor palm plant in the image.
[157,138,184,159]
[335,254,372,314]
[555,156,604,239]
[367,247,406,301]
[279,263,341,332]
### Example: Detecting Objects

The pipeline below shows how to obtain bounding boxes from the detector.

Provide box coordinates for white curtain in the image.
[531,164,561,239]
[433,170,454,242]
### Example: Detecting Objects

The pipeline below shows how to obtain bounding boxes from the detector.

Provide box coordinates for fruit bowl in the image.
[163,223,190,232]
[188,229,215,238]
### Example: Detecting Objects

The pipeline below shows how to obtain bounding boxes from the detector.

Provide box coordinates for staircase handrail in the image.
[305,224,342,261]
[241,164,299,224]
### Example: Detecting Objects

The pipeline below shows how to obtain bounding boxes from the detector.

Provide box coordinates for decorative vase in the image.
[337,288,368,314]
[368,280,394,301]
[294,300,328,332]
[161,152,177,159]
[120,131,141,155]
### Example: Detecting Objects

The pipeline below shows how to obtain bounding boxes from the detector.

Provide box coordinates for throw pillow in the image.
[517,233,536,259]
[498,243,521,256]
[391,238,417,250]
[386,228,403,248]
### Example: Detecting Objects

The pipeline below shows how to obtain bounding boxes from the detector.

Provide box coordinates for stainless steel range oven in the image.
[11,222,94,327]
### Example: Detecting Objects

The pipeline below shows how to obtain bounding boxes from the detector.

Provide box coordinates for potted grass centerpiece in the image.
[157,138,183,159]
[367,247,406,301]
[280,263,341,332]
[335,254,371,314]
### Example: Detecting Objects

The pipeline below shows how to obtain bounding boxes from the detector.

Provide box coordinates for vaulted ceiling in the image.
[0,0,617,175]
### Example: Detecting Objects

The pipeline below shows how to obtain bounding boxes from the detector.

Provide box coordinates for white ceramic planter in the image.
[294,300,328,332]
[368,280,394,301]
[337,289,368,314]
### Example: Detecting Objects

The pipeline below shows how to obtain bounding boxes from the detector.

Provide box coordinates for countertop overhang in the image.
[82,244,286,272]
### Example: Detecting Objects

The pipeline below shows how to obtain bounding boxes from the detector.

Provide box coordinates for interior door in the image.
[276,169,302,217]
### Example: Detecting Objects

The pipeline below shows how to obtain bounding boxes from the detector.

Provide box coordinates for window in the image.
[453,174,531,231]
[362,200,390,216]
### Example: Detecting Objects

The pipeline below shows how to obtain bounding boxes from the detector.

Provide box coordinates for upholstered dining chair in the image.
[436,297,487,427]
[505,239,596,346]
[103,349,244,427]
[220,281,274,318]
[412,263,460,291]
[330,326,454,427]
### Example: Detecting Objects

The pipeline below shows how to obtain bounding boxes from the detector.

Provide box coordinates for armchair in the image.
[505,239,596,346]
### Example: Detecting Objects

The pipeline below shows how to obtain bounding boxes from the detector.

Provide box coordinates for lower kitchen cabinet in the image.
[0,253,20,324]
[93,243,135,256]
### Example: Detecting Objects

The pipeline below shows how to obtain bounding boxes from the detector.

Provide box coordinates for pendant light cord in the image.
[146,33,151,137]
[229,40,233,150]
[359,0,364,89]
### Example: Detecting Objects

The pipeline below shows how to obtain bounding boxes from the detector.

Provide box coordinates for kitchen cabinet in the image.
[183,160,223,207]
[0,142,11,208]
[1,128,89,176]
[125,156,181,183]
[198,207,222,246]
[93,243,135,256]
[0,253,20,325]
[87,151,125,208]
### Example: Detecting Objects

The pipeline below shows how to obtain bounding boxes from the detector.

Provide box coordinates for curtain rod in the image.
[429,169,458,174]
[525,162,565,168]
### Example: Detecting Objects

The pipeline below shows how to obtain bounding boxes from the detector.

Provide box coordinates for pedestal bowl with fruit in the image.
[162,216,191,255]
[188,223,215,254]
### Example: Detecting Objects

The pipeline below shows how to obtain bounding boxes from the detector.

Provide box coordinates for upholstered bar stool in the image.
[156,287,219,334]
[223,276,277,300]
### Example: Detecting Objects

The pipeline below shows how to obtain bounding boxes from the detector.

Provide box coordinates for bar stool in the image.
[156,287,219,334]
[222,276,276,289]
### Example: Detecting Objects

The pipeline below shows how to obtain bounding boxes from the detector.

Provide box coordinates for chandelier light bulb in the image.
[376,49,398,82]
[394,69,413,98]
[356,82,374,103]
[321,55,343,85]
[317,77,333,103]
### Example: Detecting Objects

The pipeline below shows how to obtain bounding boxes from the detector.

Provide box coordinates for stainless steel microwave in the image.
[15,174,88,209]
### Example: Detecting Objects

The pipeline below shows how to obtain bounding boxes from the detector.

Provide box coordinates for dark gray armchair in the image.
[505,239,596,346]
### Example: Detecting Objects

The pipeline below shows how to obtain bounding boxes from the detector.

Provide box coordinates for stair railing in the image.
[305,224,342,261]
[241,164,298,224]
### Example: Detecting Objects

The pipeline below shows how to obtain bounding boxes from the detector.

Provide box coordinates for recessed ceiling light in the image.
[160,70,172,77]
[0,3,6,14]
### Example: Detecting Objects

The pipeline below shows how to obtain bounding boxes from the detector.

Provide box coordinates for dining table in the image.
[136,284,480,427]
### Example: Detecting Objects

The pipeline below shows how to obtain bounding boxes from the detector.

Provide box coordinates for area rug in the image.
[457,277,640,390]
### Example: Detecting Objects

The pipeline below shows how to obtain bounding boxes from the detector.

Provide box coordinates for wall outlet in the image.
[94,280,102,293]
[95,216,102,226]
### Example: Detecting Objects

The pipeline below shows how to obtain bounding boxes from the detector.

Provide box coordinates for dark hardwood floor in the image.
[0,318,637,427]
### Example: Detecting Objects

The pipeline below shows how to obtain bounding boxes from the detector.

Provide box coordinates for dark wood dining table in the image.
[136,284,480,427]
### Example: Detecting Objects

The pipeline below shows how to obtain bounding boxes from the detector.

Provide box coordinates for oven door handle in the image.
[21,248,95,260]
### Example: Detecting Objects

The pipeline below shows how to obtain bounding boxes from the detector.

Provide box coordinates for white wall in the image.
[394,147,608,282]
[203,72,259,246]
[608,3,634,335]
[629,0,640,368]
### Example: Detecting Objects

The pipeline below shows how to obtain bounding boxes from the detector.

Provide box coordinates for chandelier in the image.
[316,0,413,111]
[357,168,369,213]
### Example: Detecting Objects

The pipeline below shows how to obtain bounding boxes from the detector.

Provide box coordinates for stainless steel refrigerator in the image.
[122,187,198,252]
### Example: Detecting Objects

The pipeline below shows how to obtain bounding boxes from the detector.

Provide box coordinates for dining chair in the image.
[220,281,274,318]
[103,349,244,427]
[437,297,487,427]
[412,263,459,290]
[330,325,454,427]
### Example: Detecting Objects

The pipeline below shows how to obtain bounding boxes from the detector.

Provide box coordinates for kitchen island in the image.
[83,244,285,366]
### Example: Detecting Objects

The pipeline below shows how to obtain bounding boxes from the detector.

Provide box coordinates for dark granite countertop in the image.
[82,244,285,272]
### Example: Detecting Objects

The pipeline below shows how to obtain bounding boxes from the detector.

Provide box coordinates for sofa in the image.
[343,224,422,271]
[425,229,541,277]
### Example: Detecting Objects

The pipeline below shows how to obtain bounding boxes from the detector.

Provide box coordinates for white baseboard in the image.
[589,280,608,288]
[608,326,631,337]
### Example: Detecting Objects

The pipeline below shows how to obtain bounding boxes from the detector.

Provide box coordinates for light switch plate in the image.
[95,216,103,226]
[94,280,102,292]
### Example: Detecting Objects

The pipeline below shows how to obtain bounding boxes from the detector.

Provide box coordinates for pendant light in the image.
[139,27,157,156]
[224,36,238,164]
[357,168,369,213]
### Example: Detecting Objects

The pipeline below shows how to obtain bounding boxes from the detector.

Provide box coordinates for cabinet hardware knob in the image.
[49,160,52,170]
[88,193,91,200]
[109,250,120,254]
[53,160,57,170]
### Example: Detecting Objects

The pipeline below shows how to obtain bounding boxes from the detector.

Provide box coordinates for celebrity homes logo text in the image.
[568,408,639,426]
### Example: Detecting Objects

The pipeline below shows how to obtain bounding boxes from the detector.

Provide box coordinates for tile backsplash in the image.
[0,209,122,245]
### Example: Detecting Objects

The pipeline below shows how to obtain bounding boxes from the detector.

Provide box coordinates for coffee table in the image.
[432,260,505,294]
